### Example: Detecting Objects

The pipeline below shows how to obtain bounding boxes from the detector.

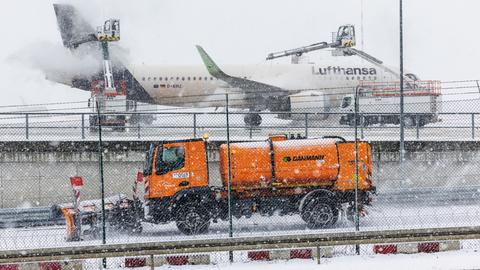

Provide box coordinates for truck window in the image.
[341,97,352,108]
[143,144,155,176]
[156,146,185,175]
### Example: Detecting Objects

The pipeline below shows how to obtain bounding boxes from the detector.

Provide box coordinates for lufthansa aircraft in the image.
[51,4,415,126]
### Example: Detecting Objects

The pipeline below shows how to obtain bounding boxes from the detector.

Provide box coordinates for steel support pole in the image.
[25,114,29,140]
[225,94,233,263]
[81,114,85,139]
[472,114,475,139]
[193,113,197,138]
[95,101,107,269]
[304,113,309,138]
[416,115,420,139]
[399,0,405,169]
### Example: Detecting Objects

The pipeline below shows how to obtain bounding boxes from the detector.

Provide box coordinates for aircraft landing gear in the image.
[244,113,262,127]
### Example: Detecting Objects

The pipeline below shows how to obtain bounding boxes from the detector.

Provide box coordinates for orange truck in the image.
[142,135,375,235]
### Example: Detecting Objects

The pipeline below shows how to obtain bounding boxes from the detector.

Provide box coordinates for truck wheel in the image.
[301,198,338,229]
[176,204,210,235]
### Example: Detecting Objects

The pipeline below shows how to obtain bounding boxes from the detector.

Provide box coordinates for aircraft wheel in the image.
[244,113,262,127]
[403,116,416,127]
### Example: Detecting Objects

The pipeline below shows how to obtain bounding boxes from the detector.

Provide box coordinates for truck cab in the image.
[144,139,209,199]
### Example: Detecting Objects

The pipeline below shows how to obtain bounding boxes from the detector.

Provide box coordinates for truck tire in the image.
[301,197,338,229]
[176,203,210,235]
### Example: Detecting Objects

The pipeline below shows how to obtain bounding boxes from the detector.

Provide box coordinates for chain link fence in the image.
[0,88,480,263]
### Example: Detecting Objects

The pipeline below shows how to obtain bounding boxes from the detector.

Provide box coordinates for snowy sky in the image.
[1,0,480,106]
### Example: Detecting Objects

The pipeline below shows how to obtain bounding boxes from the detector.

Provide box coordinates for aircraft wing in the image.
[196,45,290,111]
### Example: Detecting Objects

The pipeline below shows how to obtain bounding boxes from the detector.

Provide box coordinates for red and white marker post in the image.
[133,171,143,200]
[70,176,84,241]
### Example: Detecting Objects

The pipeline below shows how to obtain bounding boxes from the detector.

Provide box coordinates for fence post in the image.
[472,114,475,139]
[225,94,233,263]
[360,113,364,139]
[193,113,197,138]
[416,114,420,140]
[95,101,107,269]
[354,86,360,255]
[25,114,29,140]
[81,114,85,139]
[137,122,141,139]
[304,113,309,138]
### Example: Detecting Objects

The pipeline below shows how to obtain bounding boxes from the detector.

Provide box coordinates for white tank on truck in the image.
[339,80,442,127]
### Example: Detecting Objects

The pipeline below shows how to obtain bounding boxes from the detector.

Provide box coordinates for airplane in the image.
[50,4,417,126]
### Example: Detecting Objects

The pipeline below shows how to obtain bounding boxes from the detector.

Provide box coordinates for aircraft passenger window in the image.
[210,77,213,80]
[153,77,157,81]
[155,146,185,175]
[199,77,202,80]
[193,77,196,80]
[182,77,185,81]
[346,77,349,80]
[142,77,145,81]
[148,77,151,81]
[153,84,159,88]
[176,77,179,80]
[159,77,162,81]
[205,77,208,81]
[187,77,190,80]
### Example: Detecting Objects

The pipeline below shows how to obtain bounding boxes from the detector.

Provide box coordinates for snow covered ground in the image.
[1,199,480,251]
[143,250,480,270]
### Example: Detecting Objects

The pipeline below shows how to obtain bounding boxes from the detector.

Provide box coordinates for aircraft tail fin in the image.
[53,4,97,49]
[195,45,227,79]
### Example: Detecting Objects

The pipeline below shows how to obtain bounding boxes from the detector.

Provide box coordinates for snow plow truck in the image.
[61,135,375,238]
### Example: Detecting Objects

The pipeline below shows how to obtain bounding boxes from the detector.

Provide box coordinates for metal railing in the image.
[0,225,479,264]
[0,111,479,141]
